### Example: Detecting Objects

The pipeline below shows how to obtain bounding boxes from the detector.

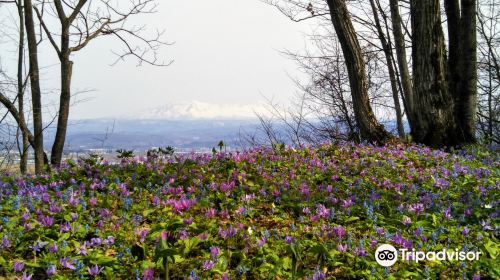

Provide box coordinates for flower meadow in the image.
[0,143,499,279]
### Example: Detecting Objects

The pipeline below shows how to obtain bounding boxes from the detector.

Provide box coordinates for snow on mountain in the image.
[126,101,269,120]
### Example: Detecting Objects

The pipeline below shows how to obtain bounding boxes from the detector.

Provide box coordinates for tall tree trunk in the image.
[51,28,73,167]
[370,0,405,138]
[445,0,478,144]
[326,0,392,143]
[458,0,478,142]
[16,1,29,174]
[24,0,45,173]
[411,0,457,147]
[389,0,416,132]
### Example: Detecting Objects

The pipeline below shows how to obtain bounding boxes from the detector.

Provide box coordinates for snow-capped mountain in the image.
[126,101,269,120]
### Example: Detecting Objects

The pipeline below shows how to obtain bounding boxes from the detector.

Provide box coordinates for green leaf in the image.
[345,216,360,223]
[483,238,500,259]
[58,232,71,241]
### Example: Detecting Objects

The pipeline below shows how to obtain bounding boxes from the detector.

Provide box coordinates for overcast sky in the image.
[1,0,314,119]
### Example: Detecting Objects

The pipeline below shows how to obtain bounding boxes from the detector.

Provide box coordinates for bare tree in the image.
[15,0,29,173]
[289,40,357,141]
[32,0,171,166]
[477,0,500,144]
[368,0,404,137]
[264,0,393,143]
[25,0,45,172]
[389,0,415,131]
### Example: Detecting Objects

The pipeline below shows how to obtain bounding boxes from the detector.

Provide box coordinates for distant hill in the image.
[47,118,261,151]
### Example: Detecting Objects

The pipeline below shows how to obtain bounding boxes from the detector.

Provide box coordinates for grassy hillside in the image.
[0,143,499,279]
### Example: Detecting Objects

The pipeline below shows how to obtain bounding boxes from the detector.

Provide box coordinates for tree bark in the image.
[458,0,478,143]
[389,0,415,132]
[24,0,45,173]
[16,1,29,174]
[411,0,457,147]
[444,0,478,144]
[326,0,392,143]
[370,0,405,138]
[51,30,73,166]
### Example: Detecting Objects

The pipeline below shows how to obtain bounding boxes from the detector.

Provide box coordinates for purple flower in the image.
[59,222,71,233]
[77,243,87,256]
[179,230,188,240]
[21,212,30,221]
[414,227,423,237]
[183,218,193,225]
[210,246,220,260]
[104,236,115,246]
[235,207,246,216]
[205,208,217,218]
[201,260,215,271]
[463,226,470,237]
[310,269,326,280]
[354,247,367,257]
[30,241,48,252]
[219,226,237,239]
[220,182,235,193]
[60,258,76,270]
[408,203,425,215]
[464,208,472,217]
[48,243,58,254]
[392,233,406,247]
[167,198,195,215]
[136,228,150,243]
[143,268,155,280]
[13,261,24,272]
[299,183,310,198]
[1,236,10,248]
[316,204,330,219]
[46,264,57,276]
[23,222,32,231]
[341,199,354,209]
[332,225,346,239]
[87,265,103,277]
[197,232,208,241]
[402,216,412,226]
[39,216,55,227]
[285,236,295,244]
[444,207,453,219]
[435,178,450,189]
[257,236,266,247]
[219,209,230,220]
[17,272,32,280]
[90,238,102,247]
[337,243,347,253]
[480,220,493,231]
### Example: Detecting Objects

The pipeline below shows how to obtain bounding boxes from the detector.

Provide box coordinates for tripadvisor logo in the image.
[375,244,398,267]
[375,244,482,267]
